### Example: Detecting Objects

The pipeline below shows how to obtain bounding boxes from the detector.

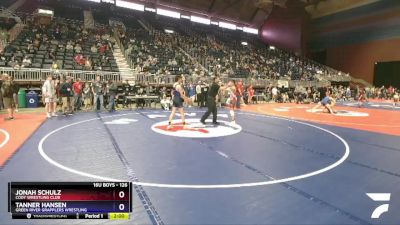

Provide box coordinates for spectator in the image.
[74,44,82,53]
[66,42,74,50]
[196,81,202,107]
[92,75,105,111]
[107,79,118,112]
[90,44,98,53]
[160,96,172,111]
[60,76,74,116]
[248,85,255,104]
[187,82,196,108]
[42,74,57,118]
[22,56,32,68]
[11,76,19,112]
[82,82,92,110]
[52,61,59,71]
[272,86,278,102]
[0,74,3,110]
[1,74,16,120]
[84,58,92,70]
[48,49,56,60]
[73,78,83,111]
[122,80,131,108]
[99,43,107,55]
[74,54,84,65]
[54,77,62,112]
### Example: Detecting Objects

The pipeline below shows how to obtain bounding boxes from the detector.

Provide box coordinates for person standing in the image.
[168,75,187,129]
[55,77,63,113]
[1,74,16,120]
[92,75,104,111]
[0,74,3,110]
[248,85,255,104]
[11,76,19,112]
[226,80,238,125]
[107,79,118,112]
[196,81,202,107]
[200,76,225,125]
[42,75,57,118]
[188,82,196,108]
[122,80,131,108]
[236,80,244,108]
[73,78,83,111]
[200,82,208,108]
[82,82,92,111]
[272,86,278,102]
[60,77,74,116]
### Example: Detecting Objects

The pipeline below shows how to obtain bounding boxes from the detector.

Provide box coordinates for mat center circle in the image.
[151,118,242,138]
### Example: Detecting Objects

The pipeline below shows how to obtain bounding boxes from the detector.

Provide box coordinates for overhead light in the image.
[157,8,180,19]
[164,29,174,34]
[219,21,236,30]
[241,41,248,46]
[190,15,210,25]
[145,7,156,12]
[101,0,115,3]
[116,0,144,11]
[243,27,258,34]
[37,9,54,16]
[181,15,190,19]
[269,46,275,50]
[86,0,101,3]
[210,21,219,25]
[236,27,243,30]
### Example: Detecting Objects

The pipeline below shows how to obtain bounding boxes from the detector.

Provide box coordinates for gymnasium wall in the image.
[325,38,400,84]
[260,0,309,54]
[309,0,400,83]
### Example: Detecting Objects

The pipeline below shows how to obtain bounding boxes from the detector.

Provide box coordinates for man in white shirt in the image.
[272,87,278,102]
[196,81,202,107]
[42,75,57,118]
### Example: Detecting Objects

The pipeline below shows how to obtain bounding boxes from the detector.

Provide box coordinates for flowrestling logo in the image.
[151,118,242,138]
[367,193,391,219]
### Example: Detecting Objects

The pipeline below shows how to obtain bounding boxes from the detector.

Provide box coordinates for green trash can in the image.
[18,88,27,108]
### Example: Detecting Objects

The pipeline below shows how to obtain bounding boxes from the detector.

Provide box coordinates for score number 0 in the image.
[118,191,126,211]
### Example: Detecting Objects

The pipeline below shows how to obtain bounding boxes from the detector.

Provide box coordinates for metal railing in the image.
[0,67,121,82]
[1,67,334,88]
[135,73,176,85]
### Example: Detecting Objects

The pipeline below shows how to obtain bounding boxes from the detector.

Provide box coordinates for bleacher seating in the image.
[0,19,118,71]
[120,28,194,76]
[133,11,347,81]
[0,0,349,84]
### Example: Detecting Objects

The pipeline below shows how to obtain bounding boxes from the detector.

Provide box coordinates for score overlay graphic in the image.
[8,182,132,220]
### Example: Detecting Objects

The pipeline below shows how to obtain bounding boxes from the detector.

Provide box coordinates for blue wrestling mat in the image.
[1,109,399,225]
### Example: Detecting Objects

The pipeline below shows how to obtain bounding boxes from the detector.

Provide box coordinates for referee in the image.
[200,76,224,125]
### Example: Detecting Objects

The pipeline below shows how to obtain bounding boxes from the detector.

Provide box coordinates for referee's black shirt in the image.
[208,82,220,98]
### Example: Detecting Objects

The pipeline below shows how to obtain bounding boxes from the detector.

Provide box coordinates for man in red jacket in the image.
[73,78,83,111]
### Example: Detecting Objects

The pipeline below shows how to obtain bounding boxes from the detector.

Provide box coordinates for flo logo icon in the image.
[366,193,391,219]
[151,118,242,138]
